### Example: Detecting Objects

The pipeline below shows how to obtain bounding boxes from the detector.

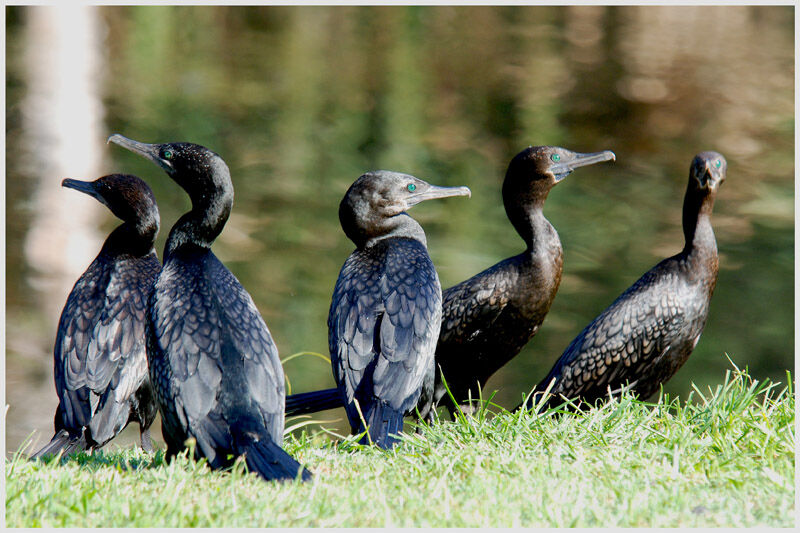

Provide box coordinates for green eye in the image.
[715,159,722,169]
[551,153,561,162]
[407,183,417,192]
[163,149,173,160]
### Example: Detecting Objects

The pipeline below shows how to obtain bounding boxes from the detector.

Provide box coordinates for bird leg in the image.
[140,427,154,453]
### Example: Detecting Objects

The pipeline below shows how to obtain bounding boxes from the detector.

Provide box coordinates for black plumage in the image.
[521,151,726,411]
[330,171,470,447]
[283,146,614,420]
[285,388,343,416]
[419,146,615,419]
[108,134,310,481]
[32,174,161,459]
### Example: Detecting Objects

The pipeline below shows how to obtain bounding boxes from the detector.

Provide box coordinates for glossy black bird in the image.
[283,146,614,420]
[330,171,470,448]
[419,146,615,419]
[521,151,726,411]
[108,134,310,481]
[32,174,161,459]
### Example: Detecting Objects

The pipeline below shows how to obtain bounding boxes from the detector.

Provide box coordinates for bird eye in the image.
[551,154,561,162]
[715,159,722,169]
[407,183,417,192]
[163,149,174,160]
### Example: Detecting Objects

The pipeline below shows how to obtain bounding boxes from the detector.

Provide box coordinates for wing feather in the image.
[54,250,159,440]
[150,249,285,450]
[330,240,442,421]
[543,267,693,402]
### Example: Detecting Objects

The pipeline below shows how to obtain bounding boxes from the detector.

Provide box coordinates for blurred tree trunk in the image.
[23,5,106,324]
[15,5,106,452]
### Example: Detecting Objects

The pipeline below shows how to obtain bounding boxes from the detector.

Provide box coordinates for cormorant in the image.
[32,174,161,459]
[521,151,726,411]
[283,146,615,420]
[108,134,311,481]
[419,146,615,418]
[330,171,470,447]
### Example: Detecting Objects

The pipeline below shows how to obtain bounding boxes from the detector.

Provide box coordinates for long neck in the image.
[504,186,552,253]
[682,184,717,257]
[102,220,157,257]
[681,184,718,280]
[363,213,427,249]
[165,189,232,257]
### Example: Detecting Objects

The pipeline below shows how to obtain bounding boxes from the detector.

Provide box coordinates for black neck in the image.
[102,221,157,258]
[165,192,232,257]
[681,182,717,260]
[503,183,551,252]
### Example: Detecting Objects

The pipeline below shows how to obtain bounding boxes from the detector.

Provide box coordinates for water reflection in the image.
[6,5,793,453]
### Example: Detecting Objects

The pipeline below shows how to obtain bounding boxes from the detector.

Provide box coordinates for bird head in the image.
[339,170,471,247]
[62,173,159,235]
[690,151,727,193]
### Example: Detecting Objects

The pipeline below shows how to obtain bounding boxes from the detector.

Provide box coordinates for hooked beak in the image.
[107,133,173,173]
[62,178,109,208]
[551,150,616,181]
[407,184,472,207]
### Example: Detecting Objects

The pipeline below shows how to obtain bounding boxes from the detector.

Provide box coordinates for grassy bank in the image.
[5,366,794,527]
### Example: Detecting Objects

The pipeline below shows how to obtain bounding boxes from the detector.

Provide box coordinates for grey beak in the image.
[62,178,109,208]
[407,184,472,207]
[551,150,616,181]
[108,133,173,172]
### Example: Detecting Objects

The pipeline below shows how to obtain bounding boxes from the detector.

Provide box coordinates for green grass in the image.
[5,365,794,527]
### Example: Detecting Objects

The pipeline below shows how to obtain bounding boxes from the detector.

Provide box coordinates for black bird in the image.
[108,134,311,481]
[330,171,470,448]
[32,174,161,459]
[521,151,726,411]
[283,146,614,420]
[419,146,615,419]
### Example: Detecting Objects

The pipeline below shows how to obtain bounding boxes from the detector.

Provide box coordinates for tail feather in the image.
[30,429,89,459]
[361,401,404,449]
[285,388,343,416]
[87,398,129,447]
[237,437,312,482]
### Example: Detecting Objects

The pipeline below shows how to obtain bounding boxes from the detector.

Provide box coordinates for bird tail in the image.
[234,430,312,482]
[361,401,404,449]
[285,387,343,416]
[87,397,130,448]
[30,429,88,460]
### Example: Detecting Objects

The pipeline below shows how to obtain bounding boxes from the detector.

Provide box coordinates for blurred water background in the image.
[5,5,794,455]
